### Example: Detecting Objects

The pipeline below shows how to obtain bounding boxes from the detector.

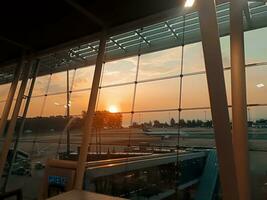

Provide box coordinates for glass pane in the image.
[182,109,212,122]
[72,66,95,91]
[181,109,214,148]
[48,71,67,94]
[182,74,210,108]
[101,57,137,86]
[224,70,232,105]
[246,65,267,104]
[70,90,90,116]
[32,74,51,96]
[245,27,267,64]
[132,111,179,148]
[183,42,205,73]
[42,94,67,117]
[138,47,181,81]
[135,78,180,111]
[132,111,178,127]
[97,85,134,112]
[90,113,133,153]
[27,97,45,117]
[248,106,267,124]
[220,36,230,68]
[0,83,11,101]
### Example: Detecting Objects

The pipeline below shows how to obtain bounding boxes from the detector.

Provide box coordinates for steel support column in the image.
[230,0,251,199]
[1,60,40,191]
[197,0,239,199]
[74,35,107,189]
[0,61,32,180]
[0,57,24,137]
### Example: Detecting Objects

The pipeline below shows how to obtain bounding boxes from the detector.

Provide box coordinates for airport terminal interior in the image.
[0,0,267,199]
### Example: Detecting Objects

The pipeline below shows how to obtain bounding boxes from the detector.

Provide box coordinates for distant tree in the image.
[82,110,122,129]
[164,122,169,128]
[179,119,186,127]
[191,120,196,127]
[170,118,176,127]
[153,120,160,128]
[256,119,267,123]
[247,121,253,127]
[196,120,203,127]
[203,120,213,128]
[105,112,122,128]
[132,122,140,128]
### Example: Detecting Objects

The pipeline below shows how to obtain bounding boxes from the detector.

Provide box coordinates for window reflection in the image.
[101,57,137,86]
[138,47,181,81]
[72,66,95,91]
[135,78,180,111]
[97,85,134,112]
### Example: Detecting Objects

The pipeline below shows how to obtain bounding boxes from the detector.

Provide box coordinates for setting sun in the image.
[108,105,119,113]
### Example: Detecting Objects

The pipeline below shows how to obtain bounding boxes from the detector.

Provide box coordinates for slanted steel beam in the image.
[230,0,251,199]
[0,56,24,137]
[74,35,107,189]
[197,0,239,199]
[0,61,32,180]
[63,0,106,28]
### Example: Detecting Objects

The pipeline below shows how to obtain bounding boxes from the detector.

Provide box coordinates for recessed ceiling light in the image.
[256,83,264,88]
[185,0,195,8]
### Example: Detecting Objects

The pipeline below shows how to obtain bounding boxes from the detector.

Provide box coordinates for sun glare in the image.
[108,105,119,113]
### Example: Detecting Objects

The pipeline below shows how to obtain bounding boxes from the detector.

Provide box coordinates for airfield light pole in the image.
[66,69,70,156]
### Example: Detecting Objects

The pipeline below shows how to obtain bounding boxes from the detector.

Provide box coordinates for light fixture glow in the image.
[256,83,264,88]
[184,0,195,7]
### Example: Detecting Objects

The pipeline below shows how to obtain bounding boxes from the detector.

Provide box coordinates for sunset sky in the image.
[0,27,266,126]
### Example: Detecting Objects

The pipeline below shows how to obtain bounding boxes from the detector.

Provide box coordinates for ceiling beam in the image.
[0,35,31,50]
[135,30,151,46]
[63,0,106,29]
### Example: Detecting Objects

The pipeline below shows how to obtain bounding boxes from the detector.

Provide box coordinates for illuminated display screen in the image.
[48,176,67,187]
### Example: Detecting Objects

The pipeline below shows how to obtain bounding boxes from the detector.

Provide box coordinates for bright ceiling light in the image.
[256,83,264,88]
[184,0,195,8]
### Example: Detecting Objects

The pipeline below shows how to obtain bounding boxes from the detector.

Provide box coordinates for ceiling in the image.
[0,0,184,65]
[0,0,267,85]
